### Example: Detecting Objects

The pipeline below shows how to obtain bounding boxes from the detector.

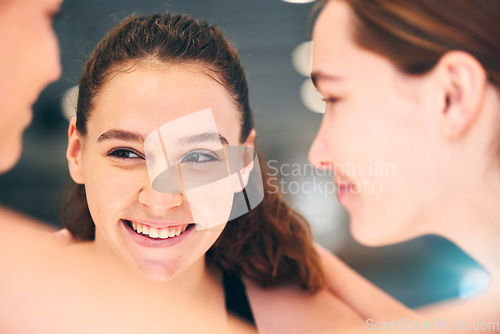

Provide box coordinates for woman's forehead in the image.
[87,67,241,141]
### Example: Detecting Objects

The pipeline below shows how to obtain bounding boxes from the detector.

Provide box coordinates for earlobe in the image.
[66,117,85,184]
[437,51,488,139]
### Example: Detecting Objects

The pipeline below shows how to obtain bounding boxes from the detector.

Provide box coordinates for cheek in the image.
[185,174,237,230]
[191,225,226,256]
[327,102,377,164]
[330,99,419,205]
[84,164,143,226]
[339,91,419,160]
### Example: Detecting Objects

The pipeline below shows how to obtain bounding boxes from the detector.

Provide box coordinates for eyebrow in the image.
[98,129,229,146]
[177,132,229,146]
[97,129,145,143]
[311,71,343,89]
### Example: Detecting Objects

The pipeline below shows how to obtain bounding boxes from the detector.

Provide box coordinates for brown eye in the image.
[108,148,143,160]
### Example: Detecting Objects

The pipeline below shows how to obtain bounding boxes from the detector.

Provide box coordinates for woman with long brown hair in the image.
[61,11,363,333]
[0,1,260,333]
[310,0,500,331]
[0,2,361,332]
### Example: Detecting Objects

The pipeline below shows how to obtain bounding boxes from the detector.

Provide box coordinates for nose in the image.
[50,43,62,84]
[309,119,333,170]
[51,56,62,83]
[47,32,62,85]
[138,186,183,215]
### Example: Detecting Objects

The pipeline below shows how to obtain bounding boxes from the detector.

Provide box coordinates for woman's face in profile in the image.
[309,1,444,246]
[68,64,244,281]
[0,0,62,172]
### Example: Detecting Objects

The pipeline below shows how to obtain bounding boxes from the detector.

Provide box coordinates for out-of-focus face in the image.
[309,1,447,246]
[0,0,62,172]
[68,64,247,281]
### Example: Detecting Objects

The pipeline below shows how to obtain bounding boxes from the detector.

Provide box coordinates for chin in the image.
[141,269,178,282]
[133,259,181,282]
[0,141,23,173]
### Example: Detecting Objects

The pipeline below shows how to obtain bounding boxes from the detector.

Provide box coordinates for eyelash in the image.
[181,150,220,165]
[322,97,339,104]
[107,148,221,167]
[108,148,144,160]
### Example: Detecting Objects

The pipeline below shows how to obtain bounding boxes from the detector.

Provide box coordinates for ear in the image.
[435,51,488,139]
[233,129,256,193]
[66,117,85,184]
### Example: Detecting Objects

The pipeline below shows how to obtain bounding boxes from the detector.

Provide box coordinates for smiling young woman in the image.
[60,12,365,332]
[0,1,255,333]
[310,0,500,331]
[0,2,359,332]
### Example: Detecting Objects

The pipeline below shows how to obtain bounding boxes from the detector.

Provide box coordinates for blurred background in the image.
[0,0,487,308]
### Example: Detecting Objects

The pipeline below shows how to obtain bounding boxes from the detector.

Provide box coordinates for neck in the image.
[65,237,228,328]
[434,177,500,280]
[91,235,224,302]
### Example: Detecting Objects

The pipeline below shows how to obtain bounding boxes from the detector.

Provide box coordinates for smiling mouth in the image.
[123,220,195,240]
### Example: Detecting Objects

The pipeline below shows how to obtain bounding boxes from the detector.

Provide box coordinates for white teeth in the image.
[149,227,159,238]
[129,221,189,239]
[159,229,169,239]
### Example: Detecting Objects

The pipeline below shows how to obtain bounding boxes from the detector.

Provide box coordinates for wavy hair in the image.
[62,13,325,292]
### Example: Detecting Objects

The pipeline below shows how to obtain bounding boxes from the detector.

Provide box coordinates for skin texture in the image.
[309,1,493,247]
[65,63,369,333]
[67,64,251,283]
[0,0,62,172]
[0,3,256,331]
[310,1,500,332]
[309,0,447,246]
[0,3,364,330]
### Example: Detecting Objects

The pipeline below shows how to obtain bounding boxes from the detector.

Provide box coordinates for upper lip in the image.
[333,176,351,187]
[122,218,191,229]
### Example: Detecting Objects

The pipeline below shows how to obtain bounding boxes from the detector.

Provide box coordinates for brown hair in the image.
[62,13,324,292]
[317,0,500,87]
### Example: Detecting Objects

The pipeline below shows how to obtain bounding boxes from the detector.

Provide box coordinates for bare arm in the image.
[316,243,500,334]
[315,243,416,320]
[0,204,56,234]
[245,277,365,334]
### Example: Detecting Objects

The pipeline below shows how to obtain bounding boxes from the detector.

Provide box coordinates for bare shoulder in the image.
[0,205,56,235]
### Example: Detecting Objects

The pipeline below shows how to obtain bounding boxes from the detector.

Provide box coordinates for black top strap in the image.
[222,272,256,326]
